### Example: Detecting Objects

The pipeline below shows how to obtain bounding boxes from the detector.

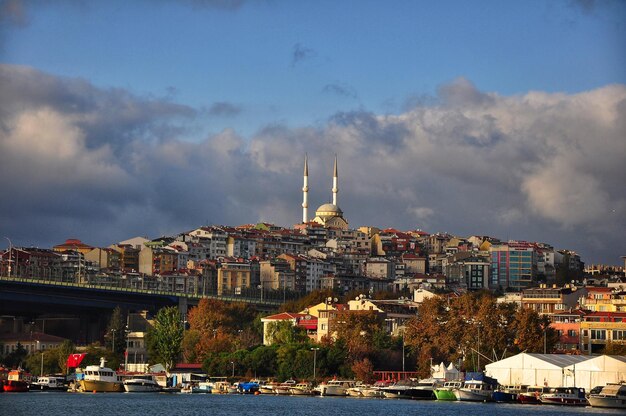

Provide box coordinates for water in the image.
[0,392,622,416]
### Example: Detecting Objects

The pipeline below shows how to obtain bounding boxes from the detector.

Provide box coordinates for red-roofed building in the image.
[52,239,94,254]
[260,312,318,345]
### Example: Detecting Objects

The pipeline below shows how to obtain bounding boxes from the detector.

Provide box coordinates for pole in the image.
[231,361,235,378]
[111,329,115,352]
[41,351,44,376]
[401,329,405,373]
[477,325,480,371]
[543,329,547,354]
[311,348,319,381]
[125,320,130,371]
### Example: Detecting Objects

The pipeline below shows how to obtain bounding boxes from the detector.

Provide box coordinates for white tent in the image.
[563,355,626,390]
[431,362,461,380]
[484,353,589,388]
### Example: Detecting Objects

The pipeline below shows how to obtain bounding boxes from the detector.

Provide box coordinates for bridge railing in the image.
[0,275,296,306]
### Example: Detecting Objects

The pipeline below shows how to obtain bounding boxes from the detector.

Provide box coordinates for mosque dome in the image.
[316,203,343,217]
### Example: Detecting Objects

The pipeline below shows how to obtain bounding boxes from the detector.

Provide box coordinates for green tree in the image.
[105,306,127,356]
[265,320,309,345]
[57,340,75,374]
[148,306,184,371]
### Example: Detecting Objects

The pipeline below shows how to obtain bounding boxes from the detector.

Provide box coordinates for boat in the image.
[238,381,260,394]
[539,386,587,406]
[316,379,356,396]
[3,369,30,392]
[211,380,233,394]
[434,380,462,401]
[123,375,161,392]
[258,381,279,394]
[454,372,498,402]
[492,385,526,403]
[30,375,67,391]
[382,379,420,399]
[289,382,316,396]
[411,378,443,400]
[360,380,392,398]
[79,357,123,392]
[274,379,296,395]
[518,386,552,404]
[588,383,626,409]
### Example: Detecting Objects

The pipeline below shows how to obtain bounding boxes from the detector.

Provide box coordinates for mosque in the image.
[302,155,349,230]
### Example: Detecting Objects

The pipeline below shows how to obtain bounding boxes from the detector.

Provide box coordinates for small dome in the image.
[316,203,343,215]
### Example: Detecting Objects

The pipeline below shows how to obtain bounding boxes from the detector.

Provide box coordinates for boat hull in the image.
[319,385,347,396]
[3,381,29,392]
[454,389,493,402]
[540,397,587,406]
[123,382,160,392]
[80,380,124,392]
[434,389,457,401]
[588,396,626,409]
[492,391,517,402]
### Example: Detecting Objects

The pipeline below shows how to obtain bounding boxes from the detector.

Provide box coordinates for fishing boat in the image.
[211,380,233,394]
[588,383,626,409]
[30,375,67,391]
[238,381,260,394]
[258,381,279,394]
[434,380,462,401]
[3,369,29,392]
[123,374,161,392]
[316,379,356,396]
[382,379,419,399]
[454,372,498,402]
[411,378,443,400]
[79,357,123,392]
[539,386,587,406]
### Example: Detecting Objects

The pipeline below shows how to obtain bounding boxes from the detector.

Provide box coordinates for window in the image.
[613,330,626,340]
[568,330,577,337]
[591,329,606,340]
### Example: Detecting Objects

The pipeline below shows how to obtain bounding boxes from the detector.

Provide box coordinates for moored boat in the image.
[540,386,587,406]
[316,379,355,396]
[238,381,260,394]
[518,386,552,404]
[123,375,161,392]
[360,380,392,398]
[411,378,443,400]
[31,375,67,391]
[434,380,462,401]
[454,372,497,402]
[492,385,526,403]
[588,383,626,409]
[3,369,29,392]
[79,357,123,392]
[289,382,316,396]
[274,379,296,395]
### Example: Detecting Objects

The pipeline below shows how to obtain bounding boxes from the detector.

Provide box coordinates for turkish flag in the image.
[66,353,86,368]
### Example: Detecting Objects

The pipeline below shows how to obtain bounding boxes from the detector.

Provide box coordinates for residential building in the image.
[489,241,537,290]
[580,311,626,354]
[521,284,586,315]
[260,312,318,345]
[217,261,252,296]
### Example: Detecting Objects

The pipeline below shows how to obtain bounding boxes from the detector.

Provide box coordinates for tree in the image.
[512,308,557,353]
[105,306,127,356]
[352,358,375,384]
[57,340,75,374]
[148,306,184,371]
[265,320,308,345]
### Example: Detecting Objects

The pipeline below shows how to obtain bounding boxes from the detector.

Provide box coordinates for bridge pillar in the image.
[178,297,188,317]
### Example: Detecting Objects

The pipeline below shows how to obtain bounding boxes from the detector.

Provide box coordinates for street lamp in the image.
[311,347,319,381]
[230,361,235,378]
[124,325,131,371]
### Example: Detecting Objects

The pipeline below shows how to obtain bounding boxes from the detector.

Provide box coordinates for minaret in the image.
[302,154,309,223]
[332,154,338,206]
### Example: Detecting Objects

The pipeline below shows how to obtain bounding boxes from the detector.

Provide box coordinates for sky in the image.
[0,0,625,264]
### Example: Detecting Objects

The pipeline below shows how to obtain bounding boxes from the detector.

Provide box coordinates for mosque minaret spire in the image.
[302,153,309,223]
[332,154,338,206]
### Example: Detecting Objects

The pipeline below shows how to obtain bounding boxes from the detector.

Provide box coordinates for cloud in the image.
[291,43,316,67]
[0,0,28,27]
[323,83,358,99]
[208,101,242,117]
[1,64,625,265]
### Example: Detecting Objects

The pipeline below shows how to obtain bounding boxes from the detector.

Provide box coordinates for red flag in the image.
[66,353,86,368]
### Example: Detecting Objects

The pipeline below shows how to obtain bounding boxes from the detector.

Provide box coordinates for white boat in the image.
[30,376,67,391]
[211,381,232,394]
[540,386,587,406]
[79,357,123,392]
[588,383,626,409]
[454,373,497,402]
[361,380,392,398]
[316,380,356,396]
[123,375,161,392]
[382,379,419,399]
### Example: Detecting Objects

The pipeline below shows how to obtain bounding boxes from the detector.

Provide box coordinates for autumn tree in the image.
[352,358,375,384]
[105,306,127,355]
[511,307,558,353]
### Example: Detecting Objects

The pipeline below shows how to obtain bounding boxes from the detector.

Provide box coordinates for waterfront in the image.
[1,392,622,416]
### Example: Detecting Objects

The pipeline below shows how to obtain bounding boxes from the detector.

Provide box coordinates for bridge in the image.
[0,275,285,344]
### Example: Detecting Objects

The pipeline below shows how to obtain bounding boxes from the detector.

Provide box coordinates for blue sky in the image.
[1,0,625,265]
[4,1,624,137]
